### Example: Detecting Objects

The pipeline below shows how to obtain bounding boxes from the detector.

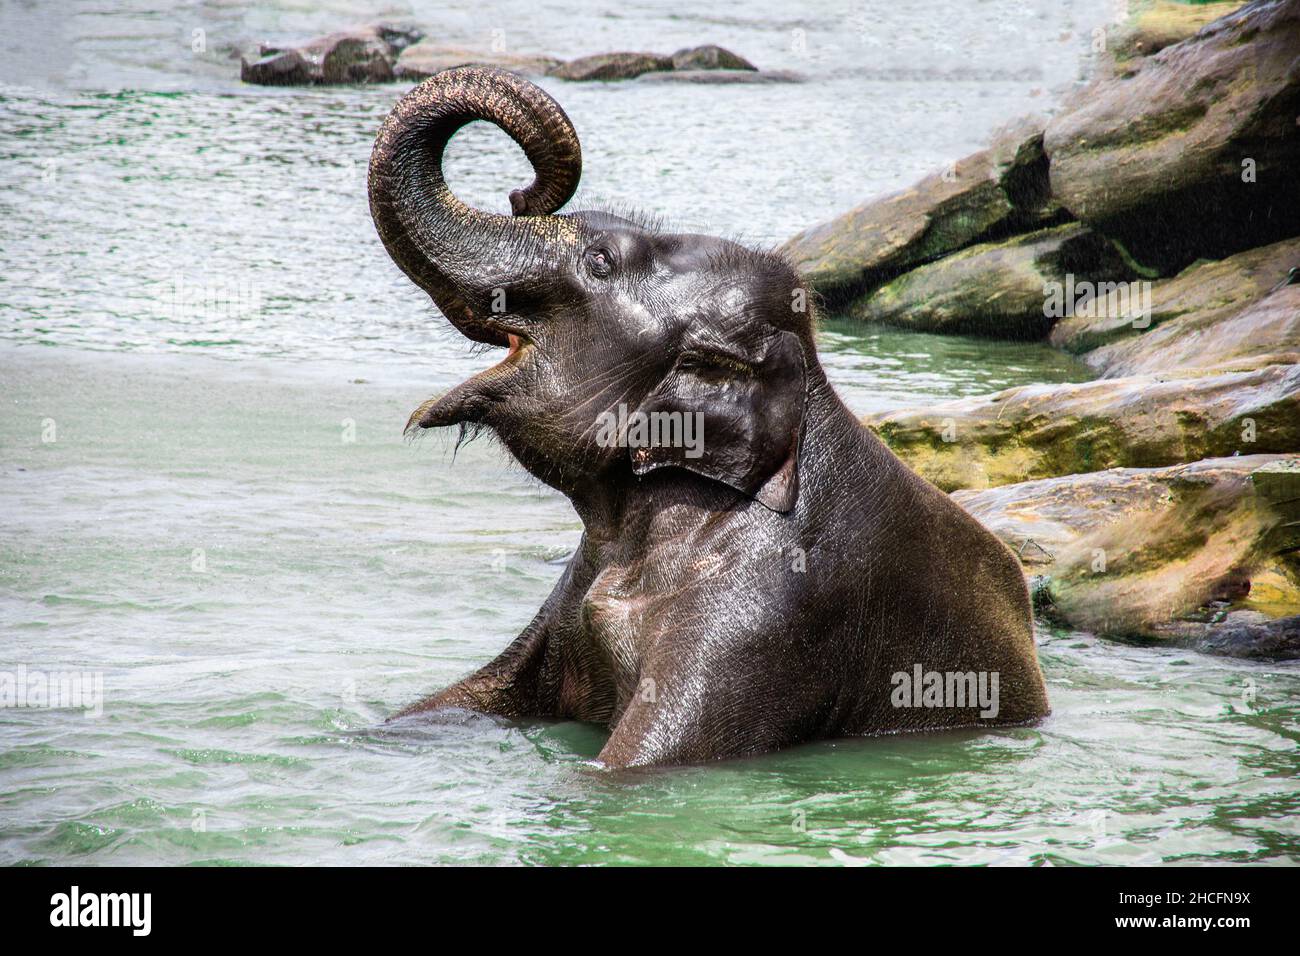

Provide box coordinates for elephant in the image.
[368,67,1050,768]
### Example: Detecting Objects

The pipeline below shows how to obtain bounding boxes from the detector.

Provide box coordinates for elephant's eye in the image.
[679,350,754,382]
[584,246,613,279]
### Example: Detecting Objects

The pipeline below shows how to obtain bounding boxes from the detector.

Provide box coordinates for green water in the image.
[1,0,1296,866]
[2,347,1296,865]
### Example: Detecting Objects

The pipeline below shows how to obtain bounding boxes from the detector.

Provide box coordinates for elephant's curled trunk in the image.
[367,67,582,343]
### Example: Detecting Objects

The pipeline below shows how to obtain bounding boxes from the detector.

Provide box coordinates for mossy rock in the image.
[866,364,1300,492]
[1049,237,1300,375]
[1044,1,1300,273]
[953,455,1300,651]
[779,118,1068,307]
[845,223,1128,339]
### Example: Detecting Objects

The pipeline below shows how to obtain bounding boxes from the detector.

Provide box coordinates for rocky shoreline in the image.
[239,22,785,87]
[783,0,1300,657]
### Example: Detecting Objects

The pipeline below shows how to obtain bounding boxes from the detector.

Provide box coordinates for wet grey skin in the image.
[368,67,1050,769]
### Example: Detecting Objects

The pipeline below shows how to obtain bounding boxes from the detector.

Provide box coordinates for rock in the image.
[1044,0,1300,275]
[1252,457,1300,556]
[241,23,419,86]
[844,223,1128,339]
[548,52,673,81]
[547,45,767,82]
[241,50,314,86]
[371,22,424,56]
[638,69,802,84]
[1091,284,1300,380]
[315,32,394,84]
[1157,614,1300,660]
[669,45,756,71]
[866,363,1300,492]
[779,118,1068,307]
[953,455,1300,653]
[241,31,766,86]
[260,22,423,59]
[1052,241,1300,378]
[954,454,1291,564]
[393,42,561,80]
[1110,0,1247,60]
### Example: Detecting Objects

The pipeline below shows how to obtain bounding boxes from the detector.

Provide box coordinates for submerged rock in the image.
[954,455,1300,655]
[780,119,1067,307]
[1157,614,1300,660]
[669,45,756,71]
[866,363,1300,492]
[241,23,421,86]
[394,42,561,79]
[638,69,801,84]
[241,49,315,86]
[845,223,1127,339]
[1044,0,1300,274]
[548,52,673,81]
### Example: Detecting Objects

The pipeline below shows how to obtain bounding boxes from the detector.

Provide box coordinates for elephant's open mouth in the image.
[405,322,532,433]
[463,320,532,372]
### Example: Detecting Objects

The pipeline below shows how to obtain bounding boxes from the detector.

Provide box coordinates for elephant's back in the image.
[832,449,1050,732]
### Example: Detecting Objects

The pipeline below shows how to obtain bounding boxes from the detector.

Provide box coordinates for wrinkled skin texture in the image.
[369,68,1050,768]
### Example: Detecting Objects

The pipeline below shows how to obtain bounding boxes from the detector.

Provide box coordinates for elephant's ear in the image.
[629,330,806,513]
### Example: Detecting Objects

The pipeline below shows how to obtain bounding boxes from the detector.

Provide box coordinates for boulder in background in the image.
[954,455,1300,654]
[669,45,756,71]
[780,119,1068,307]
[866,363,1300,491]
[548,52,673,81]
[1044,0,1300,274]
[846,223,1128,339]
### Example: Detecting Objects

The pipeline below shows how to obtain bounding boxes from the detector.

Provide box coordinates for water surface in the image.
[2,0,1296,866]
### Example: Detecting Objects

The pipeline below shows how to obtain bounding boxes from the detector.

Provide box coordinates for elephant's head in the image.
[369,67,814,513]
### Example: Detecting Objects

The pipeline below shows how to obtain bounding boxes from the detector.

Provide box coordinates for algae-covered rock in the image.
[1044,0,1300,274]
[1049,237,1300,368]
[1110,0,1247,60]
[669,45,756,71]
[548,52,673,81]
[1089,284,1300,380]
[953,455,1291,565]
[953,455,1300,654]
[780,118,1067,306]
[845,223,1127,339]
[866,363,1300,492]
[241,24,409,85]
[1251,457,1300,559]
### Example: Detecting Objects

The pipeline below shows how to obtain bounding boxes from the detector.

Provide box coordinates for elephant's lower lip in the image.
[404,333,532,433]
